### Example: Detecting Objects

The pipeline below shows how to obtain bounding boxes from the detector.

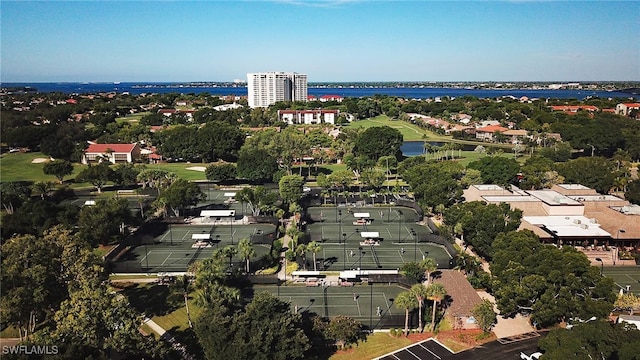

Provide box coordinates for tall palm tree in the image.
[295,243,308,270]
[237,238,256,273]
[410,284,429,332]
[394,291,418,336]
[425,283,447,332]
[174,274,193,328]
[222,245,237,270]
[307,241,321,271]
[421,258,437,285]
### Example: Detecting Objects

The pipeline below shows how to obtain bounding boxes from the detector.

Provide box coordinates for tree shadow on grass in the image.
[123,284,183,317]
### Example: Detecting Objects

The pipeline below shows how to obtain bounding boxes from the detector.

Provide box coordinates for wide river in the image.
[2,82,636,100]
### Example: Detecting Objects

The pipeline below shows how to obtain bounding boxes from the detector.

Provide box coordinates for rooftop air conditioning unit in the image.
[580,224,588,229]
[573,219,581,224]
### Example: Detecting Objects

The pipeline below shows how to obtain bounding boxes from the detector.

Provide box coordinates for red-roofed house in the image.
[616,103,640,117]
[82,143,141,164]
[475,125,509,142]
[307,95,318,101]
[319,95,343,103]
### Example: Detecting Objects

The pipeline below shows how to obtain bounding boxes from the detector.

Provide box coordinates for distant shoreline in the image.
[1,82,637,100]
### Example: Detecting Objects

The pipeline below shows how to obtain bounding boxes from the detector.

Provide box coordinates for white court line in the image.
[181,230,191,241]
[161,252,173,266]
[383,293,392,315]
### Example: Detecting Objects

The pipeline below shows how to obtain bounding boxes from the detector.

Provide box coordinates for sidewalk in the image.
[143,317,194,360]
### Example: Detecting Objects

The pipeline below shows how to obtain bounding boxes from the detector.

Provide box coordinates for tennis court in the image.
[254,283,408,329]
[306,206,421,224]
[195,186,271,217]
[112,223,277,273]
[305,206,453,270]
[603,266,640,295]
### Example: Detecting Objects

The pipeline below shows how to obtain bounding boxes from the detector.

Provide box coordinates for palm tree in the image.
[425,283,447,332]
[174,274,193,328]
[222,245,237,270]
[421,258,437,285]
[394,291,418,336]
[295,243,308,270]
[237,238,256,273]
[307,241,321,271]
[32,181,54,200]
[194,283,241,309]
[410,284,429,332]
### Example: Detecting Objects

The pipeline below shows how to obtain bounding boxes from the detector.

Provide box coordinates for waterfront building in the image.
[615,103,640,117]
[277,109,339,125]
[246,72,308,108]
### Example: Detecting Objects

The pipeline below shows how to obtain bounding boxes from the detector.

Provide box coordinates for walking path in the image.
[143,317,194,360]
[277,218,295,281]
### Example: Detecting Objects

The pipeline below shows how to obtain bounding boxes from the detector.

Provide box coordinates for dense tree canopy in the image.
[195,292,310,360]
[490,230,615,327]
[279,175,305,206]
[77,198,132,246]
[402,161,465,210]
[443,201,522,260]
[158,178,206,217]
[467,156,520,186]
[538,321,640,360]
[353,126,403,161]
[205,163,237,182]
[75,162,115,193]
[556,156,617,194]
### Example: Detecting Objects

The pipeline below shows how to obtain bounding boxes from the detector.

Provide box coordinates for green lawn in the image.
[347,115,449,142]
[0,152,87,183]
[329,332,413,360]
[0,152,208,184]
[116,111,151,124]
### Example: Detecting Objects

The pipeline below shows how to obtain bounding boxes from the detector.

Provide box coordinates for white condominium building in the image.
[247,72,308,108]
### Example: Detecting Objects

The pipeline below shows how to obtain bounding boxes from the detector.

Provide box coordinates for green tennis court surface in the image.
[603,266,640,295]
[112,223,277,273]
[305,206,453,270]
[254,284,407,329]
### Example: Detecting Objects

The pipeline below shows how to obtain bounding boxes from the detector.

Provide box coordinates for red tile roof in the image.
[476,125,509,133]
[621,103,640,107]
[85,143,137,153]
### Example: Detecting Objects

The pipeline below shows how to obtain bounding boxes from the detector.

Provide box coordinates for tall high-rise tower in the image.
[247,72,308,108]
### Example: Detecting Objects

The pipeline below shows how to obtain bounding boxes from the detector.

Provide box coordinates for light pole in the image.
[169,222,173,246]
[369,282,374,331]
[411,228,417,262]
[397,210,403,244]
[595,257,603,276]
[338,210,342,244]
[343,233,347,270]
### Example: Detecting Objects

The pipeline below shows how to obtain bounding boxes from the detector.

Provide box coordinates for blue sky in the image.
[1,1,638,82]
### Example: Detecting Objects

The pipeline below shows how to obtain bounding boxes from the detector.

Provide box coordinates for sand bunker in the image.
[186,166,206,172]
[31,158,49,164]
